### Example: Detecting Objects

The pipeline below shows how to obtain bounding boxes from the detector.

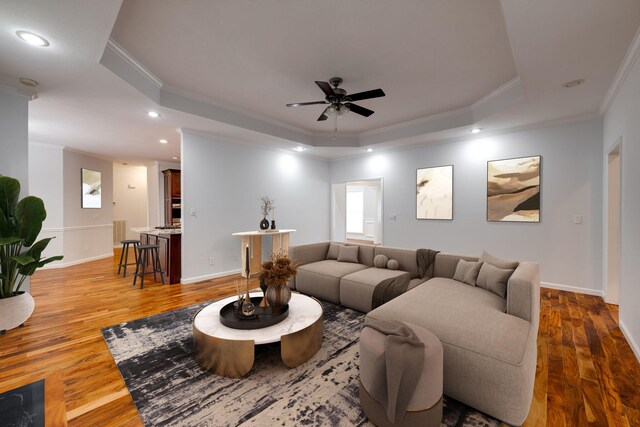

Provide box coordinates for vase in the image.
[0,292,35,335]
[259,217,269,230]
[259,279,269,307]
[265,285,292,307]
[270,220,276,230]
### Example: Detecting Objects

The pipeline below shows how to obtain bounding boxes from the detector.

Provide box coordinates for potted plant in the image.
[258,253,298,307]
[0,176,62,334]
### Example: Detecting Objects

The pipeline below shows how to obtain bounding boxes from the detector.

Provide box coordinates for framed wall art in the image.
[487,156,540,222]
[81,168,102,209]
[416,165,453,220]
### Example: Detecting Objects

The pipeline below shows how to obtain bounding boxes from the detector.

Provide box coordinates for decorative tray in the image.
[219,297,289,330]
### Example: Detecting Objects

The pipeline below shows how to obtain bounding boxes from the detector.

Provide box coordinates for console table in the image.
[232,229,295,277]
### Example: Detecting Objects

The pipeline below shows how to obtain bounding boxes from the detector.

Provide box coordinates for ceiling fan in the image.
[286,77,385,121]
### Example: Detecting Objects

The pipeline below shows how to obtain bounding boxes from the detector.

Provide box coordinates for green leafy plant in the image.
[0,176,62,298]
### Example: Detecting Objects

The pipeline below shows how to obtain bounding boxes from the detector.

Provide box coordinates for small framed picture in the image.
[81,168,102,209]
[416,165,453,220]
[487,156,540,222]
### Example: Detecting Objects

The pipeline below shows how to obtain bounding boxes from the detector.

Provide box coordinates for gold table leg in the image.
[280,314,324,368]
[193,327,254,378]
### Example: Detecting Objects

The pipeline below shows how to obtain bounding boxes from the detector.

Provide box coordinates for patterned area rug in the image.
[102,300,502,426]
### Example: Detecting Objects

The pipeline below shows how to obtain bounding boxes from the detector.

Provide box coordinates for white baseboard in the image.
[620,320,640,364]
[41,253,114,269]
[540,281,604,297]
[181,269,242,284]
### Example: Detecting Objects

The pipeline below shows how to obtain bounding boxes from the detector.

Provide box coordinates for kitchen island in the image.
[132,227,181,284]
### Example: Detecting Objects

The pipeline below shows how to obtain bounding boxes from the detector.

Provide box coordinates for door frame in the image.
[331,177,384,244]
[605,137,622,304]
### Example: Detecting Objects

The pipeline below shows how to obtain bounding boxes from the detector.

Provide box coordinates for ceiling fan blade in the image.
[346,88,385,102]
[317,107,329,121]
[346,103,374,117]
[286,101,327,107]
[315,81,334,97]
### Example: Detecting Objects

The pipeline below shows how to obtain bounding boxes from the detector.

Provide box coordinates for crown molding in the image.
[600,26,640,115]
[0,83,34,99]
[105,38,163,88]
[472,76,521,110]
[100,42,525,148]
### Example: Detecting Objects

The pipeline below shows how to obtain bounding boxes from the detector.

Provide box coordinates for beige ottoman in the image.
[359,322,443,427]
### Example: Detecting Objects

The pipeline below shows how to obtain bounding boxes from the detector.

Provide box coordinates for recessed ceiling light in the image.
[469,128,482,134]
[147,111,161,118]
[159,139,168,144]
[294,146,306,152]
[18,77,39,88]
[366,148,373,152]
[563,79,584,88]
[172,156,179,160]
[16,30,49,47]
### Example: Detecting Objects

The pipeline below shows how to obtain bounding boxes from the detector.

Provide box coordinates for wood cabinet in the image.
[140,232,182,284]
[162,169,181,226]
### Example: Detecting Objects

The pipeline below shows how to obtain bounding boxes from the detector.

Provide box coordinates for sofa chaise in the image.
[288,241,540,426]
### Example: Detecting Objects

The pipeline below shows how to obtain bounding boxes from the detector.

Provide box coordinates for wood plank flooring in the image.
[0,252,638,426]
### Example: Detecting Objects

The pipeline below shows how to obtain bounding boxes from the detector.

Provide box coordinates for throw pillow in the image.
[476,263,514,298]
[337,245,359,263]
[452,260,483,286]
[479,250,519,270]
[387,259,400,270]
[326,242,343,260]
[373,254,389,268]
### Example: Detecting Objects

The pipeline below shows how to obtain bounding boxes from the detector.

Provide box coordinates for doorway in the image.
[606,139,621,305]
[331,179,383,245]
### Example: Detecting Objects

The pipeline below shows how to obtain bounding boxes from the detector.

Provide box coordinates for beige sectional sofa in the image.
[288,241,540,426]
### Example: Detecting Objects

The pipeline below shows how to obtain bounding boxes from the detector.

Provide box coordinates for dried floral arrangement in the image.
[259,196,275,217]
[259,252,299,287]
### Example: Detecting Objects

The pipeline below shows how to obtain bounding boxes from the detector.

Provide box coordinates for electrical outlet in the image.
[209,257,215,265]
[190,208,196,217]
[574,215,583,225]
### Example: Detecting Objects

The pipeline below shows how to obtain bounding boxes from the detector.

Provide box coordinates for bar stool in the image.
[133,244,165,288]
[117,239,140,277]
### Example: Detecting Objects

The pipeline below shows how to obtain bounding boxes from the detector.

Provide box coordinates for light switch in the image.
[190,208,197,217]
[388,213,397,220]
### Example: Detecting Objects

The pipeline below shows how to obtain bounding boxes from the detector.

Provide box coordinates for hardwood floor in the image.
[0,253,638,426]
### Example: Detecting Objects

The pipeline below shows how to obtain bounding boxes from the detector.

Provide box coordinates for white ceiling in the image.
[0,0,639,161]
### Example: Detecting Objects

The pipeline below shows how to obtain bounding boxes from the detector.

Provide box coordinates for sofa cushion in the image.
[433,253,479,279]
[366,277,530,365]
[387,259,399,270]
[338,245,359,263]
[476,263,513,298]
[452,260,482,286]
[296,260,368,303]
[326,242,343,260]
[349,244,375,267]
[297,259,367,278]
[374,247,418,278]
[479,250,519,270]
[340,267,411,312]
[373,254,388,268]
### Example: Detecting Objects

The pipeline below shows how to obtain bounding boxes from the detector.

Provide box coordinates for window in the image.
[346,187,364,234]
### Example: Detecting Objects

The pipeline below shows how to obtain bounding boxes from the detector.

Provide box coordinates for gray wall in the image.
[61,149,114,264]
[180,130,331,283]
[603,50,640,361]
[0,90,29,291]
[0,90,28,194]
[331,119,603,291]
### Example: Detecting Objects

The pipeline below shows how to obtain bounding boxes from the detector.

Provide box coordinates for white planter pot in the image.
[0,292,35,334]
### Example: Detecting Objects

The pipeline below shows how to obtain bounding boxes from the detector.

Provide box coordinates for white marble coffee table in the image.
[193,292,323,378]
